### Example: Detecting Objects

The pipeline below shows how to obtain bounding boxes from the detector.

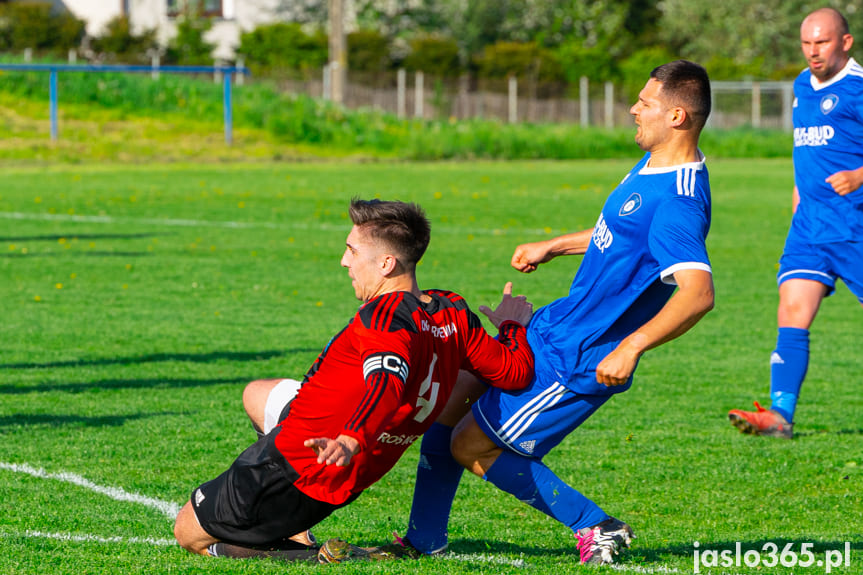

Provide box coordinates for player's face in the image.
[800,13,852,82]
[630,78,671,153]
[341,225,387,303]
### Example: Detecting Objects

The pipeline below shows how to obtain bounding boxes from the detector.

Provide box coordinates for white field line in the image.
[0,210,556,236]
[0,461,180,519]
[1,530,176,547]
[441,552,527,568]
[1,460,698,573]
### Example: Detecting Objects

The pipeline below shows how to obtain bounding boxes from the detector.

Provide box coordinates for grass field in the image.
[1,159,860,575]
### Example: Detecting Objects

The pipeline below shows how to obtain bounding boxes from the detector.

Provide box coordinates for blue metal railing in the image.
[0,64,250,145]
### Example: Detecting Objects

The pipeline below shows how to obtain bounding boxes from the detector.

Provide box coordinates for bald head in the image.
[800,8,853,82]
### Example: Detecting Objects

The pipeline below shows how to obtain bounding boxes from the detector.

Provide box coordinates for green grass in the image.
[0,160,860,575]
[0,64,791,162]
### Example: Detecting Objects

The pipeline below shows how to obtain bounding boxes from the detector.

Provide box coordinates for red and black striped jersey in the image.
[273,289,533,505]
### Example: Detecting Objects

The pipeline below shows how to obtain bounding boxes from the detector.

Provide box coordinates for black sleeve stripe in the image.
[345,371,389,432]
[499,322,522,352]
[370,292,401,331]
[359,292,418,333]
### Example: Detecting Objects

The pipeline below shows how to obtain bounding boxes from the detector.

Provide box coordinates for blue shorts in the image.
[778,232,863,303]
[472,377,610,460]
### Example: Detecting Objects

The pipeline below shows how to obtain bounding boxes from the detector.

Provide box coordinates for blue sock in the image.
[483,450,608,532]
[404,423,464,553]
[769,327,809,423]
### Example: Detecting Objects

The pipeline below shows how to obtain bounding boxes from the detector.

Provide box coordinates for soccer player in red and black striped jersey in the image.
[173,198,535,561]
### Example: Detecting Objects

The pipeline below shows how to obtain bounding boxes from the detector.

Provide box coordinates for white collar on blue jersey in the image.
[640,149,706,174]
[810,57,860,90]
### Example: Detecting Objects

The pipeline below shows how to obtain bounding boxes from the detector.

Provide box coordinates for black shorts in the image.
[191,434,356,548]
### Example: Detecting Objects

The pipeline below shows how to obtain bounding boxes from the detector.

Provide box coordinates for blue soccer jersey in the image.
[527,153,712,395]
[792,57,863,243]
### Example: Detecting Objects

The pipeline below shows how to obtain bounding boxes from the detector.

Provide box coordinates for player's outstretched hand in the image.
[511,240,554,273]
[304,435,360,467]
[479,282,533,328]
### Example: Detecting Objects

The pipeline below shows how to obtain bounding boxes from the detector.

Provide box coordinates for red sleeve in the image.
[462,318,534,390]
[338,323,411,453]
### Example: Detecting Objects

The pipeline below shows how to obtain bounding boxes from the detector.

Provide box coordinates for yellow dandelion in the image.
[34,295,41,302]
[238,201,245,208]
[55,283,63,289]
[434,191,443,199]
[34,197,42,203]
[58,238,67,244]
[125,264,133,271]
[70,273,77,280]
[122,284,129,289]
[316,301,323,307]
[8,244,14,251]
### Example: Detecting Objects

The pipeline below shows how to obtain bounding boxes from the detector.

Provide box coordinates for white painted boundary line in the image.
[441,552,527,569]
[2,530,176,547]
[0,462,180,519]
[0,211,557,237]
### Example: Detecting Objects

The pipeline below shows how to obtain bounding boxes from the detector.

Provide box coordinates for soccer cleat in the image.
[576,517,634,565]
[728,401,793,439]
[317,534,436,563]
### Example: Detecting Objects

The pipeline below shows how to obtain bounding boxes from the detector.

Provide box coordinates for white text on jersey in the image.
[794,125,835,147]
[592,214,614,253]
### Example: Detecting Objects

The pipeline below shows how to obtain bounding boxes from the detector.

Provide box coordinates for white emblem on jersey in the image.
[519,440,536,454]
[194,488,206,507]
[591,214,613,252]
[619,193,642,216]
[794,125,835,147]
[770,352,785,365]
[820,94,839,114]
[363,354,409,382]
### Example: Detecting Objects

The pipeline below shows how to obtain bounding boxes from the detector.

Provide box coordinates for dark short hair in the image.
[650,60,712,130]
[349,198,431,269]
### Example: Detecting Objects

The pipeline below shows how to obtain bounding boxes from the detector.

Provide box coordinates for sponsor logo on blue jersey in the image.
[820,94,839,114]
[592,214,614,252]
[619,193,642,216]
[794,125,835,147]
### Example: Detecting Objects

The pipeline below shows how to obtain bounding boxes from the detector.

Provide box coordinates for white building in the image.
[57,0,283,60]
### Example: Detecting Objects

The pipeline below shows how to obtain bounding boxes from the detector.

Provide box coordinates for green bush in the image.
[556,39,619,88]
[164,17,214,66]
[90,16,158,64]
[616,45,677,102]
[0,2,85,54]
[475,41,563,84]
[403,35,461,78]
[238,22,327,76]
[348,29,390,73]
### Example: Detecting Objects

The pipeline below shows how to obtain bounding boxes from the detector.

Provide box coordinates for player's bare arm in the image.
[596,268,715,386]
[304,435,360,467]
[825,165,863,195]
[511,228,594,273]
[478,281,534,328]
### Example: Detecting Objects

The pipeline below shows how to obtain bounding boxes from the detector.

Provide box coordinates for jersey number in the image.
[414,354,440,423]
